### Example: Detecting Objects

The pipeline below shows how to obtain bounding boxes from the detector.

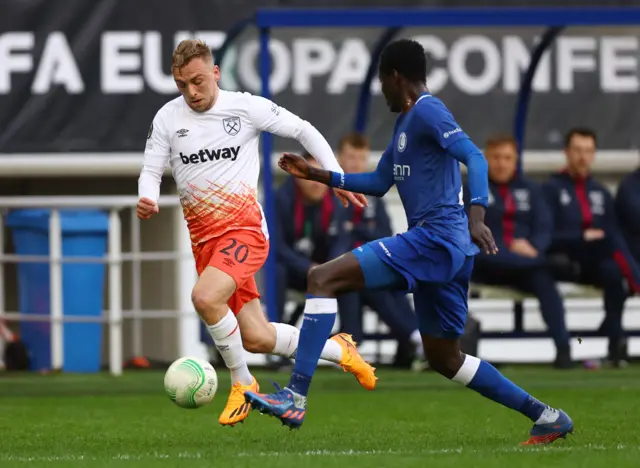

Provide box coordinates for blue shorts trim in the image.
[352,244,406,290]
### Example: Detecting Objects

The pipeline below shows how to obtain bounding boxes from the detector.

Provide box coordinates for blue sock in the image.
[288,295,337,397]
[452,354,548,422]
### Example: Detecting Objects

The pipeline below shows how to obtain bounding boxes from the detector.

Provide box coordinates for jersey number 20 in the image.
[220,239,249,264]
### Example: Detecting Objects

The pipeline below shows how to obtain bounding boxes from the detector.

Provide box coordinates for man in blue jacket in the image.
[544,128,640,366]
[332,133,424,363]
[467,135,572,368]
[615,167,640,264]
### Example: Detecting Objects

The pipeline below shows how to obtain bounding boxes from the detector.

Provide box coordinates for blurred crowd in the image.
[273,129,640,370]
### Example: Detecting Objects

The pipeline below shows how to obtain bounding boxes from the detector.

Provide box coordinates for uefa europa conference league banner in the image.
[1,0,640,153]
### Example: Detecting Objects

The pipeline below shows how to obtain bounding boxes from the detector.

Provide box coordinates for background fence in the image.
[1,1,640,371]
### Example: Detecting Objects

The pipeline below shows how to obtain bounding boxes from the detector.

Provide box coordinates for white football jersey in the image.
[139,89,342,245]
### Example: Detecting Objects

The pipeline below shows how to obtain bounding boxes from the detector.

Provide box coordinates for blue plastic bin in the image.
[6,209,109,372]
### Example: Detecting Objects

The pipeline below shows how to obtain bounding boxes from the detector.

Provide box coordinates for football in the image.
[164,357,218,409]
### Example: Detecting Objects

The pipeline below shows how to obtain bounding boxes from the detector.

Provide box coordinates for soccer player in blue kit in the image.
[245,39,573,446]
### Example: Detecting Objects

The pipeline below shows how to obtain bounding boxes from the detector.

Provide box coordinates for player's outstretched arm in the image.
[447,139,498,254]
[246,94,367,207]
[245,94,344,173]
[279,147,395,198]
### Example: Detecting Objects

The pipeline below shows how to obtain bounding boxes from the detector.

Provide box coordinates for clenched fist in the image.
[137,197,159,220]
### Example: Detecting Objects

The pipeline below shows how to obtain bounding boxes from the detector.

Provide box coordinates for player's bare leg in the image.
[245,253,378,428]
[237,298,377,390]
[422,335,573,445]
[192,266,257,426]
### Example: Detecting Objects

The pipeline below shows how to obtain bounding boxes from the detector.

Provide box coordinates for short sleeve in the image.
[416,99,470,150]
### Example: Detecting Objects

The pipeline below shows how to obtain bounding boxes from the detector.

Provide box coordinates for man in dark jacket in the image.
[544,128,640,366]
[467,135,572,368]
[332,133,423,364]
[615,167,640,264]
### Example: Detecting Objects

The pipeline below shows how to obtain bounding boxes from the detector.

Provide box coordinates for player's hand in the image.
[509,238,538,258]
[137,197,159,220]
[470,221,498,255]
[278,153,312,179]
[583,229,605,241]
[468,205,498,255]
[333,188,368,208]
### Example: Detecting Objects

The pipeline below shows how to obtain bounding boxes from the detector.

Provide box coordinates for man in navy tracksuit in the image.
[615,167,640,264]
[544,128,640,366]
[467,135,572,368]
[332,133,423,362]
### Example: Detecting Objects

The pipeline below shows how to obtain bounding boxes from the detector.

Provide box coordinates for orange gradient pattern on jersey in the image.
[181,180,263,244]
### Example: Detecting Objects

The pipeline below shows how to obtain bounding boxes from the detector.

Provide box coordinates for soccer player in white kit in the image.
[137,39,377,426]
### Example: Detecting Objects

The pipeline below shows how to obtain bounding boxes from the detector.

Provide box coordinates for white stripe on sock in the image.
[452,354,481,386]
[305,297,337,315]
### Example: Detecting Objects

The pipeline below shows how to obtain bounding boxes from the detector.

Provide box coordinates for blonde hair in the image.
[172,39,213,70]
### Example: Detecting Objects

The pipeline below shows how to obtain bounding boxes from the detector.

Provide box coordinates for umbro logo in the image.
[176,128,189,138]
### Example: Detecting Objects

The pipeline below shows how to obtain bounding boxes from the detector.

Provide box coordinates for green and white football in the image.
[164,357,218,409]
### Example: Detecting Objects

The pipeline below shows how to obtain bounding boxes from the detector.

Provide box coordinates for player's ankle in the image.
[289,372,312,397]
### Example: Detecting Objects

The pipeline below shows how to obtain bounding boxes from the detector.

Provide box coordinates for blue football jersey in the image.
[385,94,472,242]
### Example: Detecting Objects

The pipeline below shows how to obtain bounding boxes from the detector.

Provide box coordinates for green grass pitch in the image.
[1,366,640,467]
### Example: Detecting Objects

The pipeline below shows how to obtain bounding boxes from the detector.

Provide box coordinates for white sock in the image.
[270,322,343,364]
[451,354,481,386]
[206,310,253,386]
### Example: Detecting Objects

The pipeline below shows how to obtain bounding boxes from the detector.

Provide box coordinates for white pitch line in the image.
[237,444,631,457]
[0,444,635,463]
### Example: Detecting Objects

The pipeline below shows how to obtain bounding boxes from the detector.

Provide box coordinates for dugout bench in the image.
[283,279,640,363]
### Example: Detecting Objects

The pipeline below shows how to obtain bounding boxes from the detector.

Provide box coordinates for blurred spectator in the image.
[466,135,572,369]
[544,128,640,366]
[333,133,424,367]
[615,166,640,264]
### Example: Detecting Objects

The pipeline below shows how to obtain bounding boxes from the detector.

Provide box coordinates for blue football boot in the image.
[244,383,306,429]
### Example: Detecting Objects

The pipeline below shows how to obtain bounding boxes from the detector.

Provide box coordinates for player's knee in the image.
[191,287,228,323]
[307,264,336,297]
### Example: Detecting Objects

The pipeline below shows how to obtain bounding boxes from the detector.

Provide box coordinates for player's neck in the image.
[401,85,429,113]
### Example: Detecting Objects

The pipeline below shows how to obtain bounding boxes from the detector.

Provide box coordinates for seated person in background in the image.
[544,128,640,367]
[274,152,353,335]
[467,135,572,369]
[615,166,640,264]
[333,133,424,365]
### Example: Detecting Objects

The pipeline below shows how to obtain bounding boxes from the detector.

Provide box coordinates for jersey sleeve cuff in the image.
[329,171,344,189]
[470,196,489,207]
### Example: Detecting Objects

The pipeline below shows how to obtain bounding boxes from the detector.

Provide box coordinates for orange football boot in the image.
[218,377,259,427]
[331,333,378,390]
